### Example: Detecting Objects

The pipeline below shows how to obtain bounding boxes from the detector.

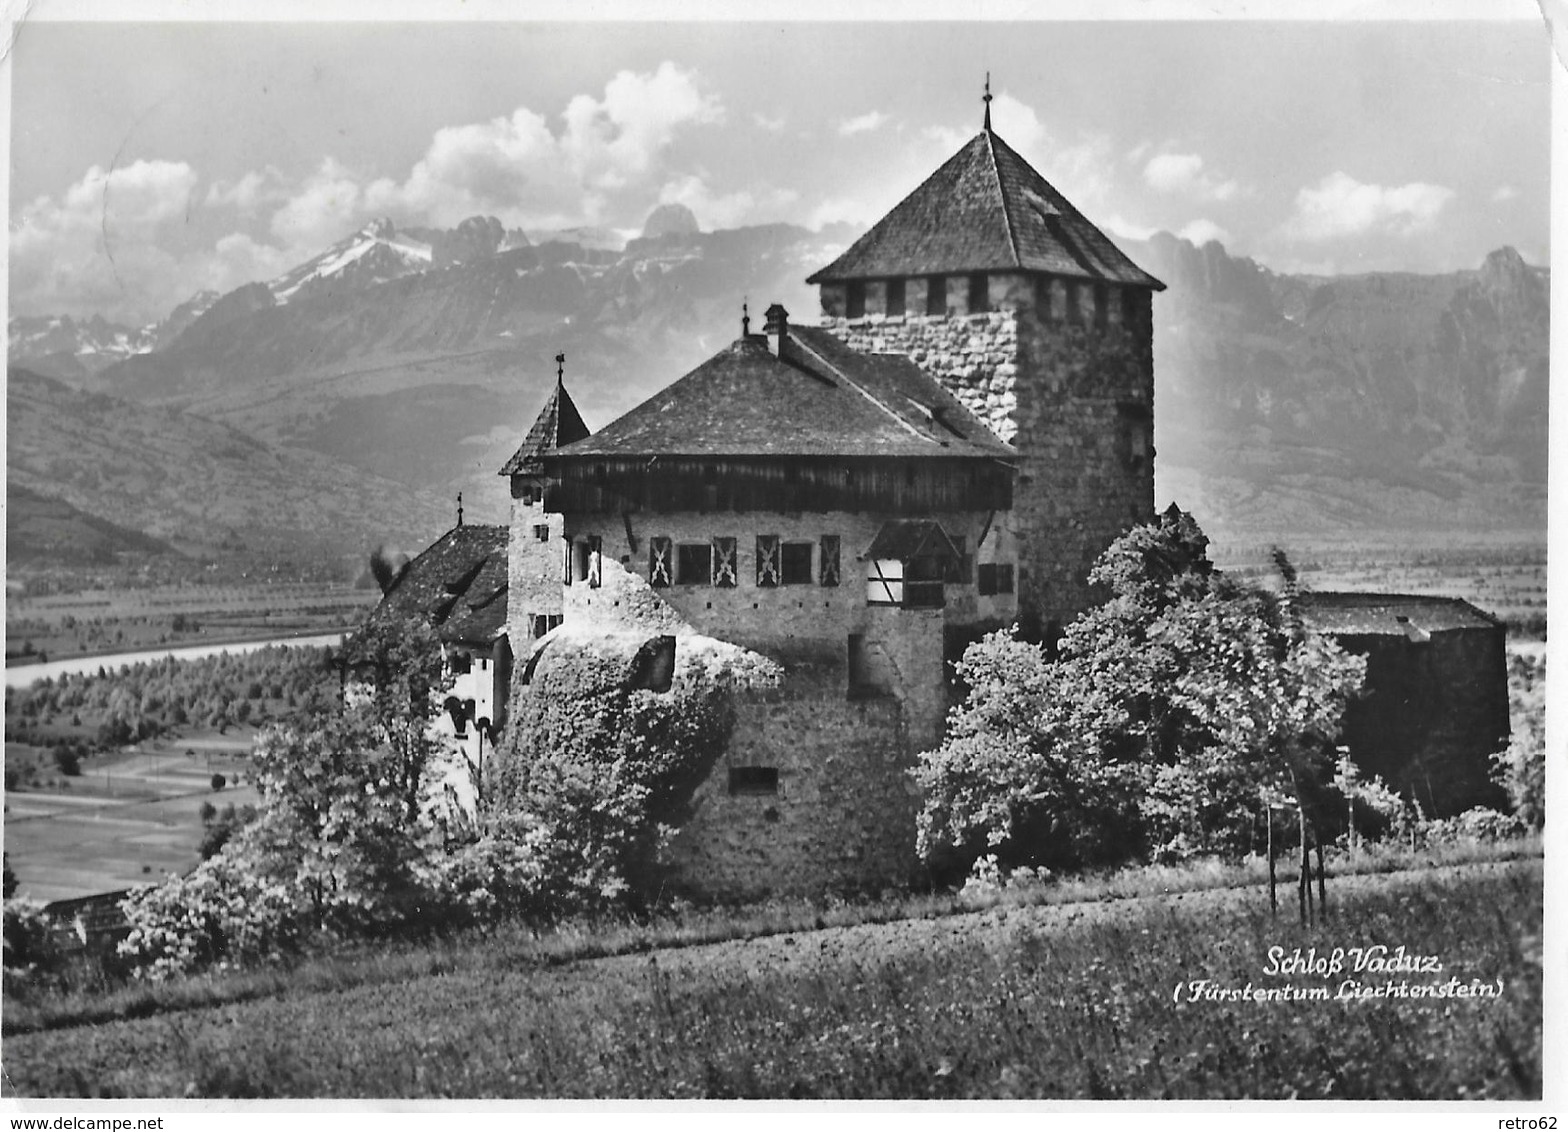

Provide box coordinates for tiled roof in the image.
[1297,592,1501,636]
[807,128,1164,290]
[550,324,1015,461]
[364,524,510,645]
[499,380,591,476]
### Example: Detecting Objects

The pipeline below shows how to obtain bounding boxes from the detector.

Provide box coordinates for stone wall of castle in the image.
[820,274,1155,634]
[507,481,566,648]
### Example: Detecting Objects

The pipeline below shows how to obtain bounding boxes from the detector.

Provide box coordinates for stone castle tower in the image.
[498,366,590,647]
[808,103,1164,638]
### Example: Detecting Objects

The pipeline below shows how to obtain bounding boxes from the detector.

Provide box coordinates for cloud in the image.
[1143,152,1240,202]
[9,159,218,323]
[1176,218,1232,247]
[657,174,797,231]
[1282,171,1454,242]
[362,61,722,230]
[205,167,290,214]
[1491,184,1520,203]
[838,110,890,137]
[752,112,787,132]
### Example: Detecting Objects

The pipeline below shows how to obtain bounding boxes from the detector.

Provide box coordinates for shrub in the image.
[53,746,82,777]
[210,773,227,791]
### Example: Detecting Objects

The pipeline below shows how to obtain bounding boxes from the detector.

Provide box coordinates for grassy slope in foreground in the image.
[2,858,1542,1100]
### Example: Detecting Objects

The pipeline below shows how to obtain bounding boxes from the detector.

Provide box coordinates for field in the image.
[5,581,377,665]
[4,731,260,903]
[0,857,1541,1099]
[1212,537,1547,637]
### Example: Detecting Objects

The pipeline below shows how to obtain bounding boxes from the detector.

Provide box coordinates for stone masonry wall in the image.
[822,277,1155,635]
[544,510,964,898]
[507,482,566,648]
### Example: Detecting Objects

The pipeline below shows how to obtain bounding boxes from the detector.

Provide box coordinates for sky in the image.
[6,10,1554,325]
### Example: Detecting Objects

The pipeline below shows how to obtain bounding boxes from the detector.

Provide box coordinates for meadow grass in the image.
[1,856,1541,1099]
[3,833,1538,1040]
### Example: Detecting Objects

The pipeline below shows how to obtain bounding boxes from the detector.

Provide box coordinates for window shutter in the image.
[756,535,781,587]
[587,535,602,588]
[820,535,841,587]
[649,537,673,588]
[712,537,737,588]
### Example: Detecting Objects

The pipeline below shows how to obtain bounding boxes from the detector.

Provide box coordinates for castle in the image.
[371,100,1507,897]
[496,107,1164,896]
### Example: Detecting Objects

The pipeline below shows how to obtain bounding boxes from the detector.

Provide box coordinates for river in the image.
[3,633,347,689]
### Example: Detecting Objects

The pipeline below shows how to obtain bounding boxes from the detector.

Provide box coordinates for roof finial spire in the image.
[742,297,750,336]
[456,491,464,527]
[983,72,993,131]
[555,351,565,385]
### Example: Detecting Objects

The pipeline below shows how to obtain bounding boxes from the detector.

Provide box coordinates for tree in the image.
[342,617,453,824]
[916,505,1366,875]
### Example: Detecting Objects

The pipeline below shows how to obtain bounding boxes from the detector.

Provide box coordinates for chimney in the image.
[763,303,789,357]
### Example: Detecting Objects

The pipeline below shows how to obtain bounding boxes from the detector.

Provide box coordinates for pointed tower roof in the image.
[499,379,591,476]
[807,127,1164,290]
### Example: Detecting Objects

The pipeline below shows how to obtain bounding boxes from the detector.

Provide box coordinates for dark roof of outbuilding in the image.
[499,380,591,476]
[549,324,1015,461]
[364,524,509,646]
[1297,592,1502,636]
[808,127,1164,290]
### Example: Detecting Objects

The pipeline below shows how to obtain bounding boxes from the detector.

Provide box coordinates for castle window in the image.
[1034,276,1054,322]
[927,276,947,316]
[649,537,673,588]
[978,563,1015,596]
[820,535,841,587]
[1094,284,1109,331]
[1122,287,1139,331]
[586,535,602,588]
[902,556,947,609]
[573,539,594,584]
[968,273,989,314]
[866,559,903,606]
[561,536,573,586]
[1066,281,1083,324]
[530,613,563,639]
[728,766,779,797]
[677,543,712,586]
[533,524,550,543]
[519,484,537,505]
[712,537,737,587]
[756,535,781,587]
[886,278,906,316]
[846,281,866,319]
[780,542,813,585]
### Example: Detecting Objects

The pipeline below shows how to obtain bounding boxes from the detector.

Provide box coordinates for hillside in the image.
[5,368,455,570]
[9,215,1547,569]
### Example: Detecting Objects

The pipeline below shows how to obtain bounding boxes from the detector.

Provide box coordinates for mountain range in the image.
[7,205,1547,575]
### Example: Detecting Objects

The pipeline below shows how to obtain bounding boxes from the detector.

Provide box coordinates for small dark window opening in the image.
[519,484,537,505]
[728,766,779,796]
[886,278,906,316]
[903,556,947,609]
[1094,284,1109,331]
[1122,288,1140,332]
[927,275,947,316]
[978,563,1015,596]
[1066,281,1082,325]
[449,653,472,675]
[780,542,813,585]
[677,543,713,586]
[574,540,592,583]
[968,273,989,314]
[533,524,550,543]
[1035,276,1054,322]
[846,281,866,319]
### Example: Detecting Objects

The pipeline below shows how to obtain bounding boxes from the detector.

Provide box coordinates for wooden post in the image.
[1315,832,1329,922]
[1298,805,1311,926]
[1267,805,1277,916]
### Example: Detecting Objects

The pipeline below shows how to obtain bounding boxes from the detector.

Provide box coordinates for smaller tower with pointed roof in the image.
[808,87,1165,637]
[498,357,591,648]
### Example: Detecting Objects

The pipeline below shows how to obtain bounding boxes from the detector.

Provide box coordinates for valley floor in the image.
[2,856,1542,1100]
